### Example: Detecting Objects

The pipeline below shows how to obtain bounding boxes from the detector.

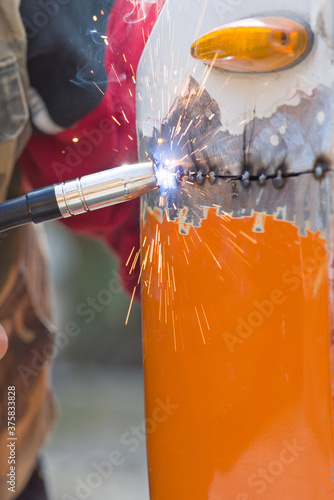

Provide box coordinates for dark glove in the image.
[20,0,115,130]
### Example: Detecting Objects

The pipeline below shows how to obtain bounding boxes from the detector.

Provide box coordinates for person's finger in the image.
[0,324,8,359]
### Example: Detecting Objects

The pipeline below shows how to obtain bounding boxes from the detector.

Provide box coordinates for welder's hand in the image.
[0,324,8,359]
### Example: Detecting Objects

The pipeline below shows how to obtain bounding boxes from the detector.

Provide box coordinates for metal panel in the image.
[137,0,334,498]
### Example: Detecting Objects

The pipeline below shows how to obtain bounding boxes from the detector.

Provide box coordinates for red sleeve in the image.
[19,0,165,295]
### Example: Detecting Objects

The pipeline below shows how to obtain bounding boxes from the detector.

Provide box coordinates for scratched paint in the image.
[140,78,333,235]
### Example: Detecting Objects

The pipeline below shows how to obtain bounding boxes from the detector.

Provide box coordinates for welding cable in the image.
[0,162,158,233]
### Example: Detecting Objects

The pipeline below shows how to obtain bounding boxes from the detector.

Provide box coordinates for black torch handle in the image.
[0,186,61,232]
[0,161,158,233]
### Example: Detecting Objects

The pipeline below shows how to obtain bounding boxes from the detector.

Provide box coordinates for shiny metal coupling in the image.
[54,161,158,218]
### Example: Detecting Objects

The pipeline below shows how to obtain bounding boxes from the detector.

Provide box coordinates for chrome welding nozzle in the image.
[0,161,158,233]
[54,161,157,217]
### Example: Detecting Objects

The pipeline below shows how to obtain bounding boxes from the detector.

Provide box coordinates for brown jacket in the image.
[0,2,56,498]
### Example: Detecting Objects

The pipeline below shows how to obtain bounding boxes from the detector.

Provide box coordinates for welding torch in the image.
[0,161,159,233]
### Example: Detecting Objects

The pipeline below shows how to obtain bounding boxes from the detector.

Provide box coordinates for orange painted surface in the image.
[141,207,334,499]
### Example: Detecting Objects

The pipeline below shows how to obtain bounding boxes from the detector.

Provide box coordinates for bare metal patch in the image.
[139,76,333,235]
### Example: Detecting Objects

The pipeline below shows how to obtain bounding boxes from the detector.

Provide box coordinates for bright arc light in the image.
[154,160,178,194]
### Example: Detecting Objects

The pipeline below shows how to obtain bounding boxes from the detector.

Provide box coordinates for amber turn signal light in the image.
[190,17,313,73]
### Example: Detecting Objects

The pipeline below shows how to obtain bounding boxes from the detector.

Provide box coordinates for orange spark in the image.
[125,286,136,325]
[112,116,121,126]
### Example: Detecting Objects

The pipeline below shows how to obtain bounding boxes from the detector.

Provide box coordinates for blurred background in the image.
[43,223,148,500]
